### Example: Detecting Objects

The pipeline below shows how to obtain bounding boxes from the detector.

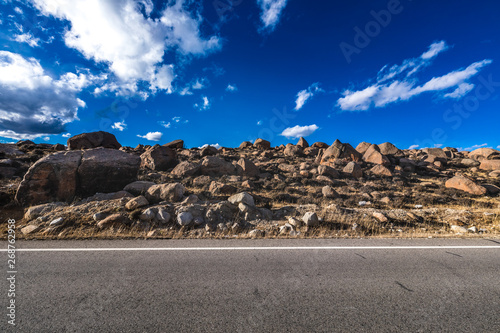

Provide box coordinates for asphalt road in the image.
[2,239,500,332]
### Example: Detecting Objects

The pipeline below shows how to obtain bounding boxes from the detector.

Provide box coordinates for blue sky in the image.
[0,0,499,150]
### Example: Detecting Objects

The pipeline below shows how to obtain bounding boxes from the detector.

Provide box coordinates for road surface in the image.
[2,239,500,332]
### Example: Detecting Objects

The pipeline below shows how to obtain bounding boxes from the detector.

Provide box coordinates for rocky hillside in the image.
[1,131,499,239]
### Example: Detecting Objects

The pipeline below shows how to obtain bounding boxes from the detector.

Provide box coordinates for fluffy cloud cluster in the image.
[337,41,492,111]
[280,124,319,139]
[32,0,221,97]
[257,0,288,32]
[137,131,163,141]
[194,96,210,111]
[294,83,323,110]
[0,51,99,140]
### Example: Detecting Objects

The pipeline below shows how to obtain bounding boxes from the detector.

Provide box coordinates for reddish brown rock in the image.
[236,158,260,178]
[239,141,253,149]
[445,175,487,195]
[343,161,363,178]
[363,144,390,166]
[171,161,201,177]
[378,142,402,156]
[370,164,393,177]
[479,160,500,171]
[321,139,362,165]
[67,131,121,150]
[355,142,372,155]
[311,142,329,149]
[297,137,309,148]
[422,148,448,159]
[254,138,271,150]
[284,144,304,157]
[469,148,500,161]
[163,139,184,149]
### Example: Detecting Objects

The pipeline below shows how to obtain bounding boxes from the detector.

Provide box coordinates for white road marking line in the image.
[1,246,500,252]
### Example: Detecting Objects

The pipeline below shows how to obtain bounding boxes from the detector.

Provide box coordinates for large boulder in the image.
[479,160,500,171]
[146,183,185,203]
[355,142,372,155]
[171,161,201,177]
[363,144,390,166]
[297,137,309,148]
[163,139,184,149]
[15,151,82,206]
[239,141,253,149]
[469,148,500,161]
[254,138,271,150]
[67,131,121,150]
[77,149,141,198]
[284,144,304,157]
[343,161,363,178]
[378,142,403,156]
[321,139,362,165]
[200,156,236,176]
[140,145,177,171]
[445,175,487,195]
[236,158,260,178]
[15,148,140,206]
[422,148,447,159]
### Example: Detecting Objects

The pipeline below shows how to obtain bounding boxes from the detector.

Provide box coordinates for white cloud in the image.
[294,83,323,110]
[226,84,237,92]
[158,121,171,128]
[408,144,419,149]
[462,143,489,151]
[191,79,205,90]
[280,124,319,139]
[62,133,71,138]
[337,41,492,111]
[14,33,40,47]
[111,120,127,131]
[257,120,263,126]
[0,51,99,140]
[32,0,221,97]
[137,131,162,141]
[14,7,23,15]
[43,136,50,141]
[194,96,210,111]
[199,143,221,149]
[257,0,288,32]
[497,145,500,149]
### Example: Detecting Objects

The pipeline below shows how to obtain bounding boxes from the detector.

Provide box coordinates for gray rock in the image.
[228,192,255,207]
[302,212,319,227]
[49,217,64,227]
[123,181,156,196]
[177,212,194,226]
[125,196,149,211]
[156,208,171,224]
[146,183,185,203]
[140,208,157,221]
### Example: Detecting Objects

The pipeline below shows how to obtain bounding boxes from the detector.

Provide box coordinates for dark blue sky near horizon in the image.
[0,0,499,150]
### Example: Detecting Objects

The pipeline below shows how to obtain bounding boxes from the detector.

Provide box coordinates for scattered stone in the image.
[123,181,156,196]
[156,208,171,224]
[322,186,340,198]
[228,192,255,207]
[97,214,130,229]
[445,175,487,195]
[21,224,41,235]
[177,212,194,226]
[248,229,263,237]
[372,212,388,223]
[236,158,259,177]
[317,165,339,178]
[140,208,157,221]
[49,217,65,227]
[125,196,149,211]
[201,156,236,176]
[450,225,467,233]
[171,161,201,178]
[363,144,390,166]
[302,212,319,227]
[146,183,185,203]
[370,164,393,177]
[343,162,363,179]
